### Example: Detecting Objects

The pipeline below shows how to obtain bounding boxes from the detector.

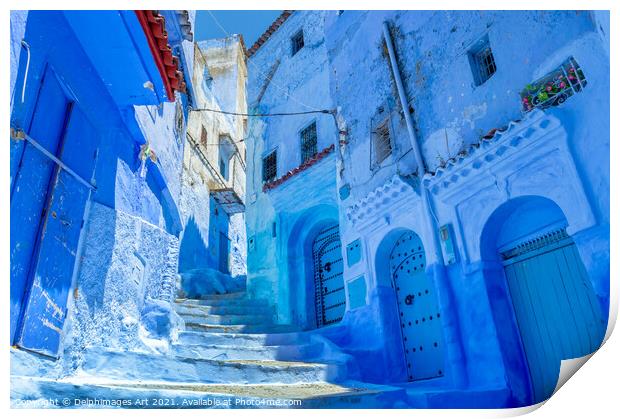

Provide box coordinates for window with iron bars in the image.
[262,150,277,183]
[291,30,304,56]
[373,120,392,165]
[469,36,496,86]
[300,122,318,164]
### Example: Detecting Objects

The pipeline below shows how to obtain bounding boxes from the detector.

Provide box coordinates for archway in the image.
[286,205,343,330]
[481,196,605,404]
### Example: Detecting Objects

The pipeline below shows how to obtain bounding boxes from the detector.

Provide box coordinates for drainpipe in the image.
[382,22,442,264]
[383,21,466,387]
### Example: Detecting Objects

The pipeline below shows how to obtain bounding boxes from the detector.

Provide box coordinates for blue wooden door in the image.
[10,69,72,343]
[502,229,606,402]
[312,224,345,327]
[14,98,98,357]
[218,232,230,274]
[390,232,445,381]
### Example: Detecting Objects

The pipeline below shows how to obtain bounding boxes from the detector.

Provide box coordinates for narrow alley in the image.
[9,9,611,409]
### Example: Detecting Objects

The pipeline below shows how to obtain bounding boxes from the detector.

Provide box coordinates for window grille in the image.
[373,120,392,165]
[469,36,496,86]
[262,150,277,183]
[291,30,304,56]
[300,122,318,164]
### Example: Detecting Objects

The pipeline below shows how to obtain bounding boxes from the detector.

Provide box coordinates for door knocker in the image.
[405,294,414,305]
[324,261,332,272]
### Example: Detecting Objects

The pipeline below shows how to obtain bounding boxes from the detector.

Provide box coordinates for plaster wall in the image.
[245,11,339,325]
[323,10,609,402]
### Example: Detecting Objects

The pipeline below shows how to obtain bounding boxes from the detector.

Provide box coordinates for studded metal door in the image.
[312,224,345,327]
[502,229,606,403]
[390,232,445,381]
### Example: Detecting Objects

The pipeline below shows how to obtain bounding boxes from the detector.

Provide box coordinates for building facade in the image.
[179,35,248,295]
[245,10,610,406]
[245,11,342,328]
[10,10,195,366]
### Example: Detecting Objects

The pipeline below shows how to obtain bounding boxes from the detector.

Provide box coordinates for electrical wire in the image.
[205,10,324,113]
[189,107,335,117]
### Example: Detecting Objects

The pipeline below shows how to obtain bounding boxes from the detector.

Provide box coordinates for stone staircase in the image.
[168,291,351,383]
[12,291,410,408]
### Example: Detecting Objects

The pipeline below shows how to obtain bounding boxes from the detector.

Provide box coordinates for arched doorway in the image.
[311,223,345,327]
[482,196,605,403]
[389,231,445,381]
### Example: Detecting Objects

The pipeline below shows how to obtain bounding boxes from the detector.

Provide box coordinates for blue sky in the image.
[194,11,283,47]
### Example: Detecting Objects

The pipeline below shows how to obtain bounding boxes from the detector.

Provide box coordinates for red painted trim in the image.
[263,144,335,192]
[134,10,174,101]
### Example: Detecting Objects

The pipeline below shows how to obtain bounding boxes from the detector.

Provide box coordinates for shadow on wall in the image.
[178,215,212,274]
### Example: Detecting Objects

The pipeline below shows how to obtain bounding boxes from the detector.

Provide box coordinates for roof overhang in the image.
[63,10,168,106]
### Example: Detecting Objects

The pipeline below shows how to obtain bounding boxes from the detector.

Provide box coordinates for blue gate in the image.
[312,224,345,327]
[390,231,445,381]
[502,228,606,402]
[11,69,99,357]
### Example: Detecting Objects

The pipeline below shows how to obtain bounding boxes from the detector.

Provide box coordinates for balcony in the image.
[187,132,245,214]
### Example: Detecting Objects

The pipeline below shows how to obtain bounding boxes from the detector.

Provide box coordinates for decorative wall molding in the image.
[420,108,596,263]
[422,109,558,197]
[346,175,418,229]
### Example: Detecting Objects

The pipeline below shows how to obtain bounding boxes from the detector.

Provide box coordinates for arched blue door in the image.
[390,231,445,381]
[312,224,345,327]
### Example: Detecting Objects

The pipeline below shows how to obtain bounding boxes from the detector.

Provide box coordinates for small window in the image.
[201,66,213,93]
[373,120,392,165]
[291,30,304,56]
[468,35,496,86]
[262,150,277,183]
[218,134,234,180]
[219,158,227,178]
[200,126,208,145]
[300,122,318,164]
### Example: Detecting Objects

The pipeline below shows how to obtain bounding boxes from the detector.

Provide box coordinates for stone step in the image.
[171,341,324,362]
[184,322,299,334]
[176,298,271,308]
[176,291,247,302]
[177,330,311,348]
[11,375,408,408]
[174,302,273,316]
[176,308,273,326]
[180,313,273,327]
[80,348,346,385]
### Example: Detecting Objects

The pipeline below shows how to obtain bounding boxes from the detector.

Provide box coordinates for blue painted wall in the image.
[10,10,192,356]
[244,10,609,407]
[323,10,609,405]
